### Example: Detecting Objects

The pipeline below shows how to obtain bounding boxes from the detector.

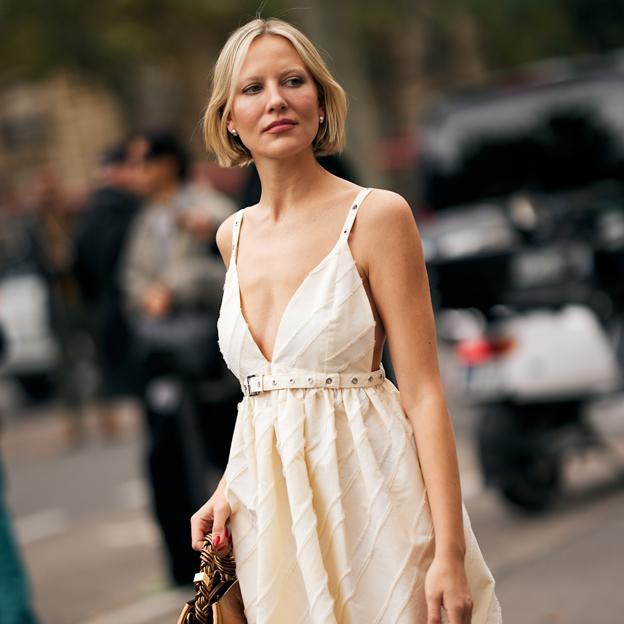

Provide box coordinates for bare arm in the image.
[361,190,465,559]
[360,190,473,622]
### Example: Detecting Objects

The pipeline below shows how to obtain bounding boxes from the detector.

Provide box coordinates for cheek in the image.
[295,90,321,118]
[231,99,261,128]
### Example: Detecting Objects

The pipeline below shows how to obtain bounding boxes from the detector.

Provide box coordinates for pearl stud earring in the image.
[319,116,325,124]
[230,129,238,136]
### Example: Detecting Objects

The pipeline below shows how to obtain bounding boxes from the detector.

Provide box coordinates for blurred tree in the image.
[298,0,385,185]
[1,0,623,185]
[442,0,624,69]
[2,0,624,104]
[566,0,624,50]
[0,0,282,125]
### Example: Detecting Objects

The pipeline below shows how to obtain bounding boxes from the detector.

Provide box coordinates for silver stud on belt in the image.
[242,368,386,396]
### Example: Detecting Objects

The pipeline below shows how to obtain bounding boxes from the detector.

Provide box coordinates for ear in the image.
[226,113,236,135]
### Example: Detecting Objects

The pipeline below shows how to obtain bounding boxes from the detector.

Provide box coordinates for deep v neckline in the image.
[234,239,341,364]
[231,187,371,365]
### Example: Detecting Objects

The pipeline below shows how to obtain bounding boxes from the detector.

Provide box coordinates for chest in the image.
[235,215,347,311]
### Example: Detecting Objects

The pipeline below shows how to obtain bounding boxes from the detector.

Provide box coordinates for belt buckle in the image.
[245,374,261,396]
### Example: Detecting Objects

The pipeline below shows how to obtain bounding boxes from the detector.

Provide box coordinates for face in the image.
[227,34,324,162]
[141,158,177,195]
[111,137,148,195]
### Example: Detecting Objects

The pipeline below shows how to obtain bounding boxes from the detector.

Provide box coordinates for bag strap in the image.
[178,533,238,624]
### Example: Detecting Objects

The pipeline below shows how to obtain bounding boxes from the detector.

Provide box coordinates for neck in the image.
[254,150,331,221]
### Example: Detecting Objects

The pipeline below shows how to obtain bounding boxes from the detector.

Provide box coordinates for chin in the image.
[255,139,316,162]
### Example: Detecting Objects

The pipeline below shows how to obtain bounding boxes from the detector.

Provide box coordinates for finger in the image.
[211,502,232,553]
[222,524,233,553]
[445,600,472,624]
[190,507,213,551]
[446,604,464,624]
[426,596,442,624]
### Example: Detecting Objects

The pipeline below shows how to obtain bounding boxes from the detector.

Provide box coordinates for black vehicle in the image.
[418,56,624,511]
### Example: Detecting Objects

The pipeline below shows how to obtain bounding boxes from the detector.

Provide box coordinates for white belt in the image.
[242,367,386,397]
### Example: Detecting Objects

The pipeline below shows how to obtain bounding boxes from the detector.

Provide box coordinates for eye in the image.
[284,75,304,87]
[242,83,262,95]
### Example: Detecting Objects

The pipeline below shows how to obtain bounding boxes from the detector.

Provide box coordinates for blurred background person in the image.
[120,130,238,586]
[24,169,92,446]
[72,136,146,439]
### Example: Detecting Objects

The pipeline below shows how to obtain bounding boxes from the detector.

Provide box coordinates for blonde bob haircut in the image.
[203,18,347,167]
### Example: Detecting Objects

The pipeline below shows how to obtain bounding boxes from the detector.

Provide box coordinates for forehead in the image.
[238,34,307,78]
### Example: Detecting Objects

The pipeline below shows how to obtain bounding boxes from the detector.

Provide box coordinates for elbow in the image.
[400,381,448,420]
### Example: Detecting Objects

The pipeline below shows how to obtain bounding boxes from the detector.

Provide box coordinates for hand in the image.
[140,283,172,318]
[191,483,232,555]
[425,555,473,624]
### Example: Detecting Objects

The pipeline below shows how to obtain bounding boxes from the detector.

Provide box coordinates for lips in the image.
[264,119,297,132]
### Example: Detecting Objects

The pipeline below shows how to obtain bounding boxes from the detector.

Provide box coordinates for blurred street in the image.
[1,384,194,624]
[2,377,624,624]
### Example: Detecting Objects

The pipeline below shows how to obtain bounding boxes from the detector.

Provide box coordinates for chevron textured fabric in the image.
[216,188,502,623]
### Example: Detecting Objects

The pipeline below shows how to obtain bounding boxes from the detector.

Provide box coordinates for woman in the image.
[191,17,502,624]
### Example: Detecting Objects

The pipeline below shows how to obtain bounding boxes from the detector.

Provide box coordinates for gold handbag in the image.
[177,533,246,624]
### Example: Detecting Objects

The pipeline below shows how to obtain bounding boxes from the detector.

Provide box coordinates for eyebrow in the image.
[238,66,306,84]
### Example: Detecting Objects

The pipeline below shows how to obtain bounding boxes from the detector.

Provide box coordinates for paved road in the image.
[2,383,624,624]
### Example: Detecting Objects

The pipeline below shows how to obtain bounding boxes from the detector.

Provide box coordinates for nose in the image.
[266,81,287,113]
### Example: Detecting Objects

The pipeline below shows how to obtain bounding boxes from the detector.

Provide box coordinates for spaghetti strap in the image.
[229,208,245,269]
[340,187,373,240]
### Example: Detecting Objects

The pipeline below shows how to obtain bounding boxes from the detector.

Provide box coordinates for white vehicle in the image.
[425,199,624,512]
[418,62,624,511]
[0,224,59,399]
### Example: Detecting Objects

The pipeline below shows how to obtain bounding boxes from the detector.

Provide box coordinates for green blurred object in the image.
[0,460,38,624]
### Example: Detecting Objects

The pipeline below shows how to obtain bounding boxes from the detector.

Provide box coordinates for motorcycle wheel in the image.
[500,453,561,512]
[478,405,562,512]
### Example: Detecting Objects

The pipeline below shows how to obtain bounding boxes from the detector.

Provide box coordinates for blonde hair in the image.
[203,18,347,167]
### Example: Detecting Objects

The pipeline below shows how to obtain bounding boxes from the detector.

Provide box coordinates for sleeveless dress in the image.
[217,188,502,624]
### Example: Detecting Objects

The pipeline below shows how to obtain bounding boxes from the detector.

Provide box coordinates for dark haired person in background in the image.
[73,137,146,437]
[122,132,234,319]
[120,131,237,586]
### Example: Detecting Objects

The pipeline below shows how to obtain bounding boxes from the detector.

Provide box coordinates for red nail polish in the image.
[214,535,221,546]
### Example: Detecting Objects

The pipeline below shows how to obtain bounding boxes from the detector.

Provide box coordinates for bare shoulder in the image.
[215,211,239,270]
[349,188,421,279]
[356,188,419,246]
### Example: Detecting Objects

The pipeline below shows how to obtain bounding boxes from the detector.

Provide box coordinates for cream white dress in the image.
[217,188,502,623]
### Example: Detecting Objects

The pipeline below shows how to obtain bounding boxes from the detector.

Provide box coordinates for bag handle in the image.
[178,533,238,624]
